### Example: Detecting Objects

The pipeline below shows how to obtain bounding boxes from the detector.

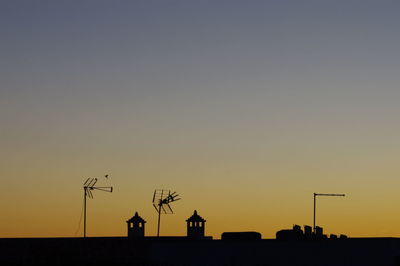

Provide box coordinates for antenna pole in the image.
[313,193,345,233]
[157,204,162,237]
[84,188,87,238]
[81,176,112,238]
[313,193,316,233]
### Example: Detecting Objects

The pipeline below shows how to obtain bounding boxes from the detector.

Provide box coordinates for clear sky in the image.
[1,0,400,239]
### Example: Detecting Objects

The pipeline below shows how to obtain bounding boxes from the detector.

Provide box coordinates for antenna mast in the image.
[152,189,181,237]
[313,193,345,233]
[83,177,113,237]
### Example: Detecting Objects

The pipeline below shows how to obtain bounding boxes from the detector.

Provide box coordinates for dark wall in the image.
[1,237,400,266]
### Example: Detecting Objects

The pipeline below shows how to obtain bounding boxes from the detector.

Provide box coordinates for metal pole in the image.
[84,188,87,238]
[313,193,316,233]
[157,204,162,237]
[313,193,345,234]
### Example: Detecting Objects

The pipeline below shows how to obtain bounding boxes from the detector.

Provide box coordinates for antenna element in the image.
[152,189,181,237]
[83,177,113,237]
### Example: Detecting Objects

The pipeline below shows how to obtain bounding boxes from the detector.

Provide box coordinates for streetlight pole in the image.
[313,193,345,233]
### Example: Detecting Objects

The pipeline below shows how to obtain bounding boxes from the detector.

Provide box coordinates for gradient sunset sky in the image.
[2,0,400,239]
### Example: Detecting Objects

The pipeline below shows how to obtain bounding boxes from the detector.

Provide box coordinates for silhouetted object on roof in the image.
[186,210,206,239]
[313,193,345,233]
[83,177,113,238]
[276,224,346,240]
[304,225,312,238]
[221,231,262,240]
[127,212,146,238]
[152,189,181,237]
[315,226,325,239]
[276,224,304,240]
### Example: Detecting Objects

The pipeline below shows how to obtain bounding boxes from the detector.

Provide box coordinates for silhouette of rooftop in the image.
[1,237,400,266]
[186,210,206,222]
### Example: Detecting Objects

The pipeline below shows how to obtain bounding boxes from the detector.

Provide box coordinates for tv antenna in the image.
[152,189,181,237]
[83,177,113,237]
[313,193,345,233]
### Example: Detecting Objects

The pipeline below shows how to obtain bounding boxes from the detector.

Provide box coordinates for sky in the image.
[1,0,400,239]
